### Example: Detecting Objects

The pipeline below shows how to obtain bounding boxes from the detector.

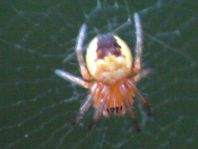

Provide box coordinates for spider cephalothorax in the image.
[55,13,152,131]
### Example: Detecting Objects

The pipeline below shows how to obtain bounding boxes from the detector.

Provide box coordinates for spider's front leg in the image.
[54,69,96,124]
[129,80,153,116]
[120,84,141,132]
[73,94,93,124]
[74,83,102,125]
[89,86,109,129]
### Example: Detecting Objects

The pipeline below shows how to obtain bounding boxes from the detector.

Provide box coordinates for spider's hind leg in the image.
[133,13,143,73]
[76,24,92,81]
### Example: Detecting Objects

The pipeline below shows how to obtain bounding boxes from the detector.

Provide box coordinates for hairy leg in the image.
[120,84,140,132]
[89,86,108,129]
[55,69,92,88]
[73,84,98,124]
[76,24,92,80]
[133,13,143,73]
[127,80,152,116]
[133,68,152,83]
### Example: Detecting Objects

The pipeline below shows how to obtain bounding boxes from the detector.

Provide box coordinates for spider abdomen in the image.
[86,34,133,84]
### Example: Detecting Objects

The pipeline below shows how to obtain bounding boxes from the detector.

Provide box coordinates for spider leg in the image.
[136,89,152,116]
[133,68,152,83]
[55,69,92,89]
[89,98,105,129]
[133,13,143,73]
[129,107,141,132]
[120,85,140,132]
[128,81,152,116]
[73,95,93,124]
[89,87,108,129]
[88,114,101,129]
[76,24,92,80]
[131,13,152,115]
[124,102,140,132]
[73,84,98,124]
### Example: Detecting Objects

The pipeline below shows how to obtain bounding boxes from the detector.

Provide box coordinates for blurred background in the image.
[0,0,197,149]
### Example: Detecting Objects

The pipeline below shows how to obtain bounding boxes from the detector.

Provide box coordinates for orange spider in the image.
[55,13,152,131]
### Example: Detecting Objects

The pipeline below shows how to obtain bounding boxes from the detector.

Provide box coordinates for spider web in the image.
[0,0,198,149]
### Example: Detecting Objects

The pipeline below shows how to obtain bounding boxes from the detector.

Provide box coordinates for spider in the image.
[55,13,152,131]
